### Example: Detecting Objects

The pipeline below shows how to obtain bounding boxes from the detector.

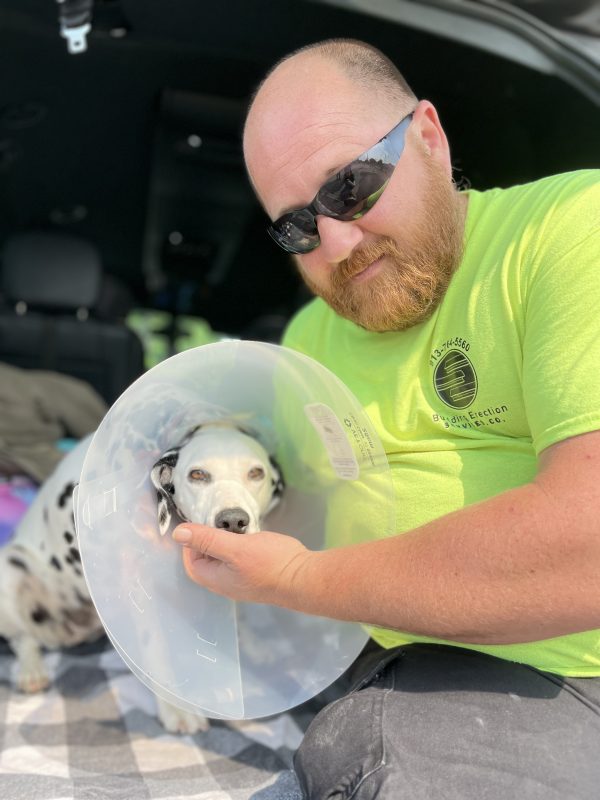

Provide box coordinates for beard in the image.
[298,156,465,333]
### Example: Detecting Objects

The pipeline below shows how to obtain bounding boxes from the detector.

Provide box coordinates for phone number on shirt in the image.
[429,337,470,367]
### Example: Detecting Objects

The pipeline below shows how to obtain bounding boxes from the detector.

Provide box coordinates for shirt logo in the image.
[434,349,478,409]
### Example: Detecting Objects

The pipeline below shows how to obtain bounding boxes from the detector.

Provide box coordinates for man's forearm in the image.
[285,479,600,644]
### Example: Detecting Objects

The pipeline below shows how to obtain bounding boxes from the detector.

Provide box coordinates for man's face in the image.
[244,58,466,332]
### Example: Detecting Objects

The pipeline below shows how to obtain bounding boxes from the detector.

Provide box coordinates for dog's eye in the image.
[248,466,265,481]
[189,469,211,483]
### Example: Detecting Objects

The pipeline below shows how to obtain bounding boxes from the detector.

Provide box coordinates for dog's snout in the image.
[215,507,250,534]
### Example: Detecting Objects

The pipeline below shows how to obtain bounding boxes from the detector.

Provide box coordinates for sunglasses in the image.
[267,112,414,255]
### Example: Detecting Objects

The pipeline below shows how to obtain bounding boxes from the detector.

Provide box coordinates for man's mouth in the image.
[351,256,385,283]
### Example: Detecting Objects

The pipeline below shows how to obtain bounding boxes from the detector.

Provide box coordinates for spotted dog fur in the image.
[0,435,102,693]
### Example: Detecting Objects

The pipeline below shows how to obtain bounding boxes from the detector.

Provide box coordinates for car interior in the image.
[1,0,599,405]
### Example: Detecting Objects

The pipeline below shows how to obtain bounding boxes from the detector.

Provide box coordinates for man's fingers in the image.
[172,524,236,562]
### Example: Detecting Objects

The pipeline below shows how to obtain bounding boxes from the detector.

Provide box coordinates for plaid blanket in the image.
[0,636,311,799]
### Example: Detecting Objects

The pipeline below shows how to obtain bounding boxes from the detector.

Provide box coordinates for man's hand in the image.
[172,525,313,606]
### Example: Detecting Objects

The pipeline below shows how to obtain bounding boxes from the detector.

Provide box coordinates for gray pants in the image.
[293,642,600,800]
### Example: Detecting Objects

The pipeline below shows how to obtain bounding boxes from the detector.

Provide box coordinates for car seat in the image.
[0,231,145,404]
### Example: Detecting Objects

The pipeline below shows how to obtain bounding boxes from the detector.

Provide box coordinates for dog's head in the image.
[150,424,285,536]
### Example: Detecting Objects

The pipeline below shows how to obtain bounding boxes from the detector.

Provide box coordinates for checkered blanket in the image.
[0,636,311,799]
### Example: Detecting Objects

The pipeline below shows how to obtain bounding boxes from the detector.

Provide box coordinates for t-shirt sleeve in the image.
[521,172,600,454]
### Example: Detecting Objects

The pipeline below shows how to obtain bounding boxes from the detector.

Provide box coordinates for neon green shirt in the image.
[282,170,600,677]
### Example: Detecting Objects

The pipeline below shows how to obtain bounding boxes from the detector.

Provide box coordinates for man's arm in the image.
[175,428,600,645]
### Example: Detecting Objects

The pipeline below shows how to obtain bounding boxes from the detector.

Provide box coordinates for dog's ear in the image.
[150,449,180,536]
[266,455,286,513]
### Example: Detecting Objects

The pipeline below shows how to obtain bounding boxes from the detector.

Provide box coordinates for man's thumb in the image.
[172,524,233,561]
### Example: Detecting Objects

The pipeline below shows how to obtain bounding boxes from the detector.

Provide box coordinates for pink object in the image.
[0,477,38,547]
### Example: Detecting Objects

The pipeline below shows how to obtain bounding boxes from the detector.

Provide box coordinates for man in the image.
[173,40,600,798]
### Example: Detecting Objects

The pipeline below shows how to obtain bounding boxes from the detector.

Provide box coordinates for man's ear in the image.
[150,449,180,536]
[411,100,452,176]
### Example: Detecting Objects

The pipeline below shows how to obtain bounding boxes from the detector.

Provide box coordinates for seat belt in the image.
[55,0,93,54]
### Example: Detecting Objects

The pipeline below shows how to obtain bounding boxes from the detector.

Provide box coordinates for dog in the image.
[0,422,284,733]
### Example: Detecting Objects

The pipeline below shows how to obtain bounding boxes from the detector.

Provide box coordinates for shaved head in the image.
[247,38,417,124]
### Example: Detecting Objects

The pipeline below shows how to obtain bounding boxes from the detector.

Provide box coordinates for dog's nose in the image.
[214,507,250,534]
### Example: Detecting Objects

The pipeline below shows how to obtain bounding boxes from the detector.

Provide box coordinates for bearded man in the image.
[174,39,600,799]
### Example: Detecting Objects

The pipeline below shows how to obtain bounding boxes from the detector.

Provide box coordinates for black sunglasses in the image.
[267,112,414,255]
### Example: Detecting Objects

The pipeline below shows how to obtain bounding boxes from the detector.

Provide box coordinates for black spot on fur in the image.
[269,456,285,497]
[69,547,81,563]
[75,590,93,606]
[50,556,62,571]
[43,507,49,524]
[270,474,284,497]
[64,531,74,544]
[9,556,29,572]
[159,503,168,527]
[31,605,51,624]
[158,451,180,469]
[58,482,75,508]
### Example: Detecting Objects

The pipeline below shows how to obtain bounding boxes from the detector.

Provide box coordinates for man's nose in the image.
[315,215,364,263]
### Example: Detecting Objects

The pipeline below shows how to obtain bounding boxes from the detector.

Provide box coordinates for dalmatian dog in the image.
[0,422,284,733]
[0,435,100,693]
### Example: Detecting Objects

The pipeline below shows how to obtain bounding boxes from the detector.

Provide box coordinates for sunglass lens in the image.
[315,160,395,219]
[268,208,320,254]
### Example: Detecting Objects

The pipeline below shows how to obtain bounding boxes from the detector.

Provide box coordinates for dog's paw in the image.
[17,663,50,693]
[12,636,50,693]
[155,696,210,734]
